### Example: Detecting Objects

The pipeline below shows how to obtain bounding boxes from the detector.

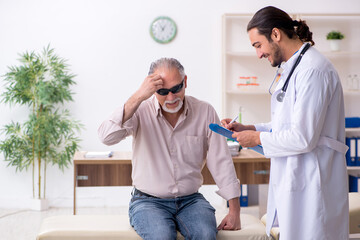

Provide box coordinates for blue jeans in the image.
[129,189,217,240]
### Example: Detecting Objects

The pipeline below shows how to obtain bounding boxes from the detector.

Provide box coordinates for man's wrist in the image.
[228,197,241,213]
[256,131,261,145]
[247,124,256,131]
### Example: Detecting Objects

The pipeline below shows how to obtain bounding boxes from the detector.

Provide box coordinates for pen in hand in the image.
[229,115,238,124]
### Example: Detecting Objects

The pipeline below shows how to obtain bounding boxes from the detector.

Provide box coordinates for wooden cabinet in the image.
[222,13,360,123]
[73,150,269,214]
[74,150,269,187]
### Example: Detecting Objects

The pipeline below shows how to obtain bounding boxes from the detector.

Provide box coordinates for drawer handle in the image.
[76,175,89,180]
[253,170,269,175]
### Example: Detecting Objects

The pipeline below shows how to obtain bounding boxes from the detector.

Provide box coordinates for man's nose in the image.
[256,48,264,59]
[166,92,176,100]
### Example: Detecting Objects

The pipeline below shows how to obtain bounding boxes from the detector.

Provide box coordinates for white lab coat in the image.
[255,44,349,240]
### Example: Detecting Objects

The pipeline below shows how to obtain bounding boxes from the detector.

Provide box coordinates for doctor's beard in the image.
[162,98,183,113]
[270,42,282,67]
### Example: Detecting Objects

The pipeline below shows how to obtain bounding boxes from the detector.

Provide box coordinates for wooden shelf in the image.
[323,51,360,57]
[348,166,360,177]
[346,128,360,132]
[226,51,255,57]
[226,51,360,58]
[226,89,269,95]
[226,89,360,96]
[344,91,360,96]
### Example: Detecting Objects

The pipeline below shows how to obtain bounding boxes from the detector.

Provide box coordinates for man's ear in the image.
[184,75,187,88]
[271,28,281,42]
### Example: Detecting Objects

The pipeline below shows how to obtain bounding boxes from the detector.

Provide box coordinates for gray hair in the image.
[148,58,185,79]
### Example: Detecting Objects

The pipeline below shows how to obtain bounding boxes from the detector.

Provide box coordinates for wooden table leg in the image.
[73,163,76,215]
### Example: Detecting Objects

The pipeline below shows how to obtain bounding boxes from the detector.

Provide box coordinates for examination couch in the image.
[36,210,274,240]
[36,192,360,240]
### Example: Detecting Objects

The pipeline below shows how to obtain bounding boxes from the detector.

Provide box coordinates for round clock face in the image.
[150,16,177,44]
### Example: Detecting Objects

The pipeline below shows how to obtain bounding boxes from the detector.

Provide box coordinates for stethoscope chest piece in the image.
[276,91,285,102]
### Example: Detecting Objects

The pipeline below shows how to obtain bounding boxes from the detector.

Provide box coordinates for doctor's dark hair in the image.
[247,6,315,46]
[148,58,185,79]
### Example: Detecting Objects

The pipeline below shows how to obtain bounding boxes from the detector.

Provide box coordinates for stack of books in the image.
[227,141,241,156]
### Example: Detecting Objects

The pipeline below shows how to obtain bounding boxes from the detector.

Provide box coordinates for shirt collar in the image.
[281,43,308,74]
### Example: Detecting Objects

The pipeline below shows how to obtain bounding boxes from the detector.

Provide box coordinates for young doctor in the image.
[222,6,349,240]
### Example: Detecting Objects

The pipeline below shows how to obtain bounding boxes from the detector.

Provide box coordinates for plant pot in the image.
[30,198,49,211]
[328,39,342,52]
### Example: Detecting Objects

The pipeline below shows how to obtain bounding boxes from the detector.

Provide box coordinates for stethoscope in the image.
[269,43,311,102]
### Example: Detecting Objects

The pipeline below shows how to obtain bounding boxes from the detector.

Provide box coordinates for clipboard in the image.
[209,123,264,155]
[209,123,237,141]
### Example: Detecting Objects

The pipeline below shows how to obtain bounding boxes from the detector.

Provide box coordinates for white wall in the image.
[0,0,359,209]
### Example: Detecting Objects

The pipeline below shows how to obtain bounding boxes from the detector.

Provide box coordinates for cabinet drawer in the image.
[76,164,132,187]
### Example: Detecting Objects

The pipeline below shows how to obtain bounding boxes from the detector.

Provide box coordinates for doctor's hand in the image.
[221,118,246,132]
[232,130,261,147]
[135,73,164,101]
[221,119,256,132]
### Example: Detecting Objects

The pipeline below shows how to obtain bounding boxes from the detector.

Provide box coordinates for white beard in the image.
[162,98,183,113]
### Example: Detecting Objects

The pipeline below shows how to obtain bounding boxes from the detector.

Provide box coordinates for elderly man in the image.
[98,58,241,240]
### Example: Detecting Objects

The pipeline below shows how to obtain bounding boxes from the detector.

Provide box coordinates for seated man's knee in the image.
[183,223,216,240]
[189,227,217,240]
[138,225,177,240]
[129,201,177,240]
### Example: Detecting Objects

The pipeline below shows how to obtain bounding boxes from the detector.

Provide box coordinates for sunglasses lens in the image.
[156,80,184,96]
[156,89,169,96]
[171,82,183,94]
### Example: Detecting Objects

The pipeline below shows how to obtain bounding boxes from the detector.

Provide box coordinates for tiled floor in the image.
[0,206,259,240]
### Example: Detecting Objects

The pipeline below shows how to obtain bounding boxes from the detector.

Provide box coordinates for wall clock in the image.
[150,16,177,44]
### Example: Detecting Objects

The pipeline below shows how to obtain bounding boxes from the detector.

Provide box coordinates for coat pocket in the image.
[284,155,306,191]
[283,152,321,192]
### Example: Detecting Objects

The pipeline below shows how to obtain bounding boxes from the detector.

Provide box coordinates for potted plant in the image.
[326,30,345,51]
[0,45,83,210]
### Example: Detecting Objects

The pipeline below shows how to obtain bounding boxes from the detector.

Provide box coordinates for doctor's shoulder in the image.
[305,47,335,72]
[295,67,341,99]
[297,50,337,80]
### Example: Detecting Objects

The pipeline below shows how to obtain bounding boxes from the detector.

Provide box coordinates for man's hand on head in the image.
[136,73,163,101]
[123,74,163,123]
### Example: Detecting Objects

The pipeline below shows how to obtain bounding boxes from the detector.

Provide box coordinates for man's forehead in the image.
[154,67,180,77]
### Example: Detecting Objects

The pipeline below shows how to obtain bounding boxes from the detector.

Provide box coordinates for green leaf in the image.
[0,45,83,178]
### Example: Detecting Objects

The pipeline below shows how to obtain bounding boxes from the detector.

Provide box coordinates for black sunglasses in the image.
[156,80,184,96]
